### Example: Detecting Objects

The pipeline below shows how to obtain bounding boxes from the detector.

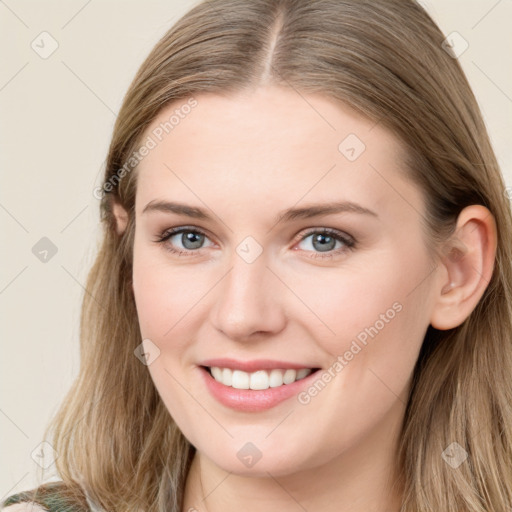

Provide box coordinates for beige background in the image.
[1,0,511,498]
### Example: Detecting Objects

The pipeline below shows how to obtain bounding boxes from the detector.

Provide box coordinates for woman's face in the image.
[130,85,439,476]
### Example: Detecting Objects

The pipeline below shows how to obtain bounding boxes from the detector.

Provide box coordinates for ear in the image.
[430,205,497,330]
[112,199,129,235]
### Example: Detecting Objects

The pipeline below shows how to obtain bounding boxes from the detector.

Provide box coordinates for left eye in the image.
[294,228,356,257]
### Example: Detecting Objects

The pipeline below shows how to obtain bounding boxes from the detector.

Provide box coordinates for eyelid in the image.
[291,226,354,245]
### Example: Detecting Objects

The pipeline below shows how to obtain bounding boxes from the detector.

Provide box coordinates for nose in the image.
[210,249,287,342]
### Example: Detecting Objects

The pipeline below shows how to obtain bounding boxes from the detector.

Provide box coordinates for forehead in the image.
[134,86,422,222]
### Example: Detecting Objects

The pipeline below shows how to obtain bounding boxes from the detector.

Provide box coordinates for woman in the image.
[2,0,511,511]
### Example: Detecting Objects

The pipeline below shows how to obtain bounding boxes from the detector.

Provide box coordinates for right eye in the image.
[155,226,215,256]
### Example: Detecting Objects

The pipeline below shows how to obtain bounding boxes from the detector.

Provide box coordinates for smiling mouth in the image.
[202,366,321,390]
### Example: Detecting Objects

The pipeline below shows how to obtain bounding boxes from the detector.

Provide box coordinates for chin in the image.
[195,438,317,478]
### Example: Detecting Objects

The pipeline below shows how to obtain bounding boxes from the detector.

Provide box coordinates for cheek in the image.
[289,248,431,392]
[132,241,210,340]
[283,257,402,349]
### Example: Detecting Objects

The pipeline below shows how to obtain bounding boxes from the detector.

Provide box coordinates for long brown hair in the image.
[6,1,512,510]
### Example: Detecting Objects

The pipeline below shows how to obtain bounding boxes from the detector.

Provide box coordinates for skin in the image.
[113,85,497,512]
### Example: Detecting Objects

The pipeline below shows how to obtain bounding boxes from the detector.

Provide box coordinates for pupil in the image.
[313,234,335,252]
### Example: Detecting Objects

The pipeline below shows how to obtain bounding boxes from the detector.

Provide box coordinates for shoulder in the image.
[1,504,48,512]
[0,481,91,512]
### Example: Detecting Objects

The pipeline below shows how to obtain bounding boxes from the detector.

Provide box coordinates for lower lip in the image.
[199,366,320,412]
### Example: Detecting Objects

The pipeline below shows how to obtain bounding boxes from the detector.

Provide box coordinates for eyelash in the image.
[154,226,357,260]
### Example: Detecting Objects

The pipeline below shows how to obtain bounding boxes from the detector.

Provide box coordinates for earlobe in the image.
[430,205,497,331]
[112,200,129,235]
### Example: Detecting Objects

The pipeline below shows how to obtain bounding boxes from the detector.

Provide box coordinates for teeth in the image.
[232,370,250,389]
[222,368,232,386]
[211,367,223,381]
[296,368,311,380]
[269,369,284,388]
[250,370,268,390]
[283,369,296,384]
[208,367,313,390]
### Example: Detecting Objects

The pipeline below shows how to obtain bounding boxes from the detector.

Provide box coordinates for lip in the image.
[199,357,316,373]
[198,365,321,412]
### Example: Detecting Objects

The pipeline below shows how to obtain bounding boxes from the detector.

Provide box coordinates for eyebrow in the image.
[142,199,378,224]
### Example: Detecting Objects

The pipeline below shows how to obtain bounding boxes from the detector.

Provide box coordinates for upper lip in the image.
[199,358,319,373]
